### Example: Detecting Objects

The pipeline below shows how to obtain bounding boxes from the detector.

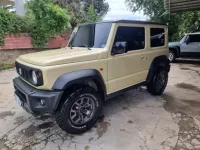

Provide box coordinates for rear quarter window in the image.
[151,28,165,47]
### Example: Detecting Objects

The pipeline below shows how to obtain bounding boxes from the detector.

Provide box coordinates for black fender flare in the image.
[169,46,180,58]
[52,69,107,98]
[146,55,170,84]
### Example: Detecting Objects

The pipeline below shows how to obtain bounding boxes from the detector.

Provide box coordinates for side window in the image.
[113,26,145,52]
[188,34,200,43]
[151,28,165,47]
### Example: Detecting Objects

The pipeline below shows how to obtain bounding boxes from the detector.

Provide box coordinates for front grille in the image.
[14,85,27,102]
[15,62,31,83]
[22,68,29,80]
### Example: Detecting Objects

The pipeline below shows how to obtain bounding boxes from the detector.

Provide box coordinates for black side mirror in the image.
[186,38,190,45]
[111,41,127,55]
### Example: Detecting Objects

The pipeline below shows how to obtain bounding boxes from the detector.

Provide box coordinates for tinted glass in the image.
[151,28,165,47]
[114,26,145,51]
[70,23,112,48]
[188,34,200,42]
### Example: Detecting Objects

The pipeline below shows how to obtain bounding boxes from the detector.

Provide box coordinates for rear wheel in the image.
[147,70,168,95]
[56,86,103,134]
[168,50,176,63]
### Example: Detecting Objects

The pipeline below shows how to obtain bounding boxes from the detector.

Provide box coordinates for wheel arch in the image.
[146,55,170,84]
[52,69,107,99]
[169,46,180,58]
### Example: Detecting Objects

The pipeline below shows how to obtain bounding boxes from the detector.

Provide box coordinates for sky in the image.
[104,0,147,21]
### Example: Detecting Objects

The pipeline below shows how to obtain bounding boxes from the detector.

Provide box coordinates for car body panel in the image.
[169,33,200,57]
[15,21,169,95]
[107,23,168,93]
[18,48,100,66]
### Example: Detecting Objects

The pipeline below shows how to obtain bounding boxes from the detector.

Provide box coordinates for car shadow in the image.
[175,59,200,66]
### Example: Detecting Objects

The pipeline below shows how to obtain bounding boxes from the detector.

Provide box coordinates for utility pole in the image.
[15,0,25,16]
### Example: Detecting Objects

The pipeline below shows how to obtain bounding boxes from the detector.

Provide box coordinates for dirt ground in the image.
[1,59,200,150]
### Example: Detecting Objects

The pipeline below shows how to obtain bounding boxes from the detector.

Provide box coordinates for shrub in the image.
[0,8,30,45]
[0,0,71,48]
[26,0,71,48]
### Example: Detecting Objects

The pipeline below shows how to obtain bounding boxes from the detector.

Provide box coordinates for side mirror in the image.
[111,41,127,55]
[186,38,190,45]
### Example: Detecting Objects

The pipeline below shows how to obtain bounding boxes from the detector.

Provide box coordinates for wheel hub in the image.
[169,53,174,61]
[156,72,167,91]
[70,96,95,125]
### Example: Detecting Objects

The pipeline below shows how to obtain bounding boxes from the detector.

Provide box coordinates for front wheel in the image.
[147,70,168,95]
[168,51,176,63]
[56,86,103,134]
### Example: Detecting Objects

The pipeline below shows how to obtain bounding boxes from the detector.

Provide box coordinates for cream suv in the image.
[13,20,170,134]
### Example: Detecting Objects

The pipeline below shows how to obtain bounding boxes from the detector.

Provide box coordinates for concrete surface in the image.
[0,60,200,150]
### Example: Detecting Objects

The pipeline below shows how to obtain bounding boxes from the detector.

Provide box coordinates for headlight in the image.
[32,70,38,85]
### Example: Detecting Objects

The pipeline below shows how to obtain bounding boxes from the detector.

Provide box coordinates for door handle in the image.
[141,56,147,60]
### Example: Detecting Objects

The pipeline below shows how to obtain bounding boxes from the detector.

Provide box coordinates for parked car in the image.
[13,20,170,134]
[169,32,200,62]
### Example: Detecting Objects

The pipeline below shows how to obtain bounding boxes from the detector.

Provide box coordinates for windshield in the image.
[69,22,112,48]
[180,35,187,43]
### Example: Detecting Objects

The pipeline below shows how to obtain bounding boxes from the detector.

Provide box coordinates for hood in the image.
[18,47,100,66]
[169,42,180,47]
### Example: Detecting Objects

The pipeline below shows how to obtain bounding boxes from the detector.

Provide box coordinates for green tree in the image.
[26,0,71,48]
[0,8,30,45]
[83,0,109,18]
[86,4,100,23]
[56,0,86,28]
[56,0,109,28]
[126,0,200,41]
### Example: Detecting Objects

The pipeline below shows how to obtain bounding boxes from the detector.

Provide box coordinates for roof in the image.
[79,20,167,26]
[165,0,200,12]
[113,20,167,26]
[0,0,14,6]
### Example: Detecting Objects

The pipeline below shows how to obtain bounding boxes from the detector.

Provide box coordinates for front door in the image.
[107,25,148,94]
[181,34,200,56]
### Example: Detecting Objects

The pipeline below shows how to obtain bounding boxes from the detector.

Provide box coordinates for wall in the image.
[0,32,71,66]
[0,34,68,50]
[0,49,38,66]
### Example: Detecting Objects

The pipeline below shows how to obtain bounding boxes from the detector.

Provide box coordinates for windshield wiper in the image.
[78,45,91,50]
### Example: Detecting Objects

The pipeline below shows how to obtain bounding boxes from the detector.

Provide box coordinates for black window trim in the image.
[111,25,146,55]
[187,34,200,43]
[150,27,166,48]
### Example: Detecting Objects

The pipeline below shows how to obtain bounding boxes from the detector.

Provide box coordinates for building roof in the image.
[0,0,14,6]
[165,0,200,12]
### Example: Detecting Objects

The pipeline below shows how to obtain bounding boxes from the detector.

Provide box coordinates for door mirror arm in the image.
[186,40,189,45]
[111,41,127,55]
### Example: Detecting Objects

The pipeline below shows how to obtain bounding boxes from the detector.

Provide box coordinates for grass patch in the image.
[0,65,14,71]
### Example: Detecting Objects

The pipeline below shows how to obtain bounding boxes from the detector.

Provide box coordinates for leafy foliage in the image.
[0,0,70,48]
[0,0,106,48]
[56,0,109,28]
[26,0,71,48]
[126,0,200,41]
[0,8,30,45]
[83,0,109,18]
[85,4,101,23]
[58,0,86,28]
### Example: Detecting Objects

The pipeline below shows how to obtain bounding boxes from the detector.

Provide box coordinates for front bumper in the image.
[13,77,63,115]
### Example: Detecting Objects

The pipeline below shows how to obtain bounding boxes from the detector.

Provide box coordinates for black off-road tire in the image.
[168,50,176,63]
[55,86,103,134]
[147,70,168,96]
